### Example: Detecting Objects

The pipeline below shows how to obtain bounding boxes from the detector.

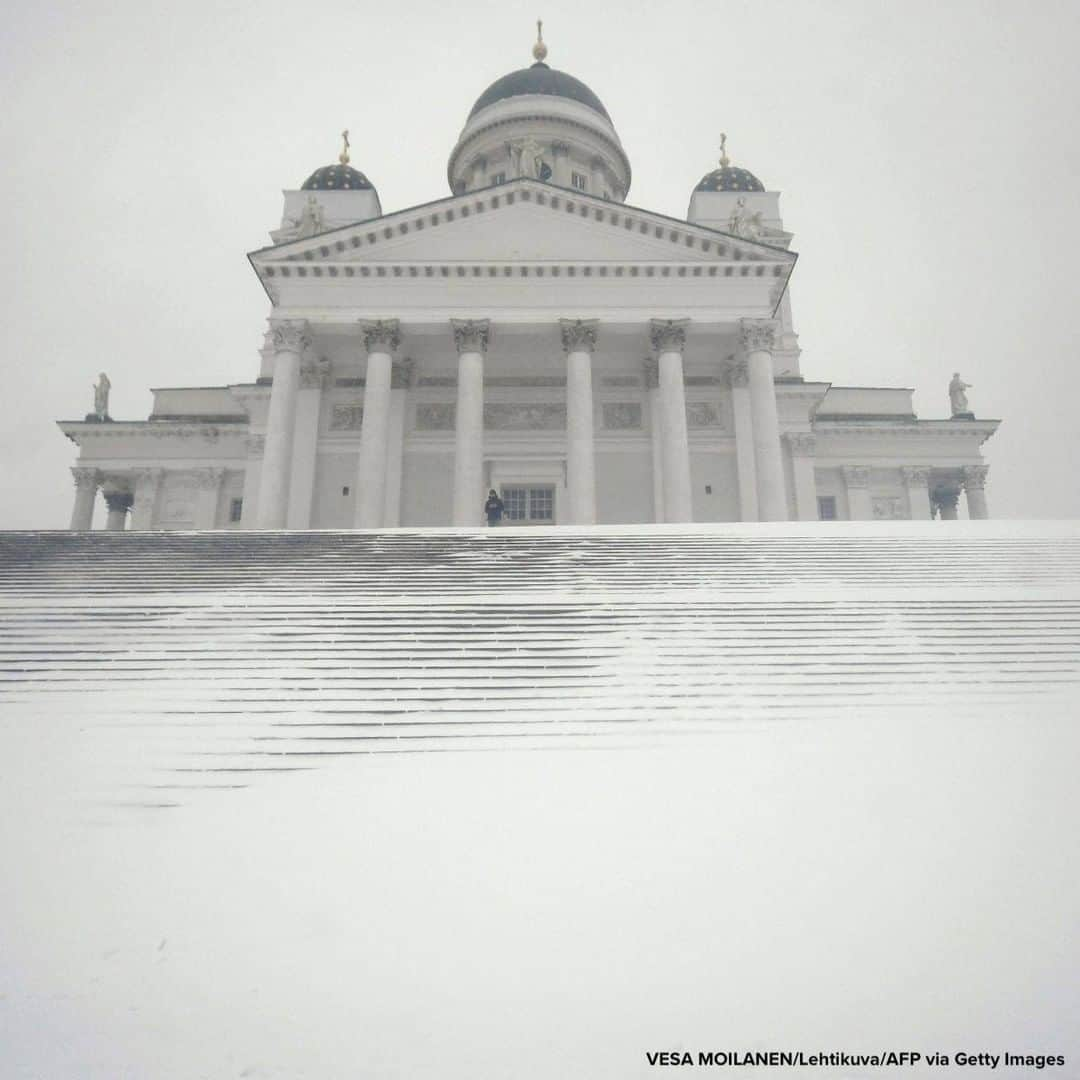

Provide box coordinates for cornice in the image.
[813,419,1000,445]
[250,180,797,271]
[57,421,250,444]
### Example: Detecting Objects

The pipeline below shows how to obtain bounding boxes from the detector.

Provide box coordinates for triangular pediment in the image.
[251,179,794,272]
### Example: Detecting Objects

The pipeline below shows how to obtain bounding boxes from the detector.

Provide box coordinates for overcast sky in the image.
[3,0,1078,528]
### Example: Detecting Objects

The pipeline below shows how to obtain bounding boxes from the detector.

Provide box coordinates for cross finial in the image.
[719,132,730,168]
[339,129,350,165]
[532,18,548,61]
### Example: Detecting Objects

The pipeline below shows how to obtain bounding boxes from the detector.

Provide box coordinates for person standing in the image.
[484,489,505,526]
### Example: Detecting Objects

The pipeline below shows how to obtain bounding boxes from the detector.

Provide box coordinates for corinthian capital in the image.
[961,464,989,491]
[269,319,311,354]
[71,466,100,491]
[649,318,689,355]
[361,318,401,354]
[901,466,931,487]
[559,319,599,355]
[739,318,778,354]
[451,318,491,355]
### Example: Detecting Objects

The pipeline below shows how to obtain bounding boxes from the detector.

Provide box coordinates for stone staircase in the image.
[2,523,1079,810]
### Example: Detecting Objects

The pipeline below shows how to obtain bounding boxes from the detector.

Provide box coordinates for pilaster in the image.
[785,433,818,521]
[727,358,758,522]
[842,466,873,521]
[193,468,226,529]
[130,468,164,531]
[901,466,933,521]
[69,467,100,531]
[961,464,990,520]
[288,358,328,528]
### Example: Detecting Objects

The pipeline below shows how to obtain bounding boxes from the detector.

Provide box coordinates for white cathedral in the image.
[61,29,997,531]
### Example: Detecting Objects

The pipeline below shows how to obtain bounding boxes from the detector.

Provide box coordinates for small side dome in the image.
[301,130,376,191]
[695,134,765,192]
[301,164,374,191]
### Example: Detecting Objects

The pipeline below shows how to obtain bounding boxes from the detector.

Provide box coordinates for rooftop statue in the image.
[295,194,325,239]
[92,372,110,420]
[949,372,973,417]
[728,196,765,240]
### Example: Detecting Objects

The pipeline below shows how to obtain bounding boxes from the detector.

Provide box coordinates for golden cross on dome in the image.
[533,18,548,61]
[339,129,351,165]
[719,133,730,168]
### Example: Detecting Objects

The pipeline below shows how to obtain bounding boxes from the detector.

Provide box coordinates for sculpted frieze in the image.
[602,403,643,430]
[484,403,566,430]
[416,404,456,431]
[330,404,365,431]
[686,402,721,428]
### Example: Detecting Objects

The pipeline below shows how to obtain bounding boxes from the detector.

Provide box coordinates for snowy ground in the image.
[1,522,1078,1079]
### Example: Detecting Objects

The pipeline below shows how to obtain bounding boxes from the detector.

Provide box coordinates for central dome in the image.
[468,61,611,121]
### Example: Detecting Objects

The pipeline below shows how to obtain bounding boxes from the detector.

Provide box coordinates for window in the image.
[491,172,506,185]
[500,486,555,524]
[229,498,243,523]
[817,496,837,521]
[571,171,587,191]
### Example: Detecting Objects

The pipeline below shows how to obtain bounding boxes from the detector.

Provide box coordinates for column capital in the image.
[559,319,599,355]
[269,319,311,354]
[649,318,689,355]
[642,357,659,389]
[361,318,401,354]
[901,466,932,486]
[103,491,134,513]
[842,465,871,489]
[739,318,778,354]
[961,464,989,491]
[391,357,415,389]
[726,357,750,388]
[451,318,491,355]
[71,466,100,491]
[784,432,816,456]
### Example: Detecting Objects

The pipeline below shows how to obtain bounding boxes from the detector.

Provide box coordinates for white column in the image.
[193,468,225,529]
[645,359,664,523]
[130,468,163,531]
[740,319,787,521]
[902,467,933,520]
[786,434,818,521]
[561,319,598,525]
[287,360,326,528]
[451,319,489,526]
[69,467,99,531]
[384,358,412,527]
[842,466,873,520]
[962,465,990,520]
[727,358,758,522]
[355,320,400,529]
[103,489,133,532]
[257,320,310,529]
[649,319,693,523]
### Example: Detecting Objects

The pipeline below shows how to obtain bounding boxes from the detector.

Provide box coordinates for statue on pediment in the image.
[728,196,765,240]
[949,372,973,417]
[295,194,326,238]
[92,372,110,420]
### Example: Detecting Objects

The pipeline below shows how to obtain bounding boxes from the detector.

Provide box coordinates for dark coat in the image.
[484,495,505,522]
